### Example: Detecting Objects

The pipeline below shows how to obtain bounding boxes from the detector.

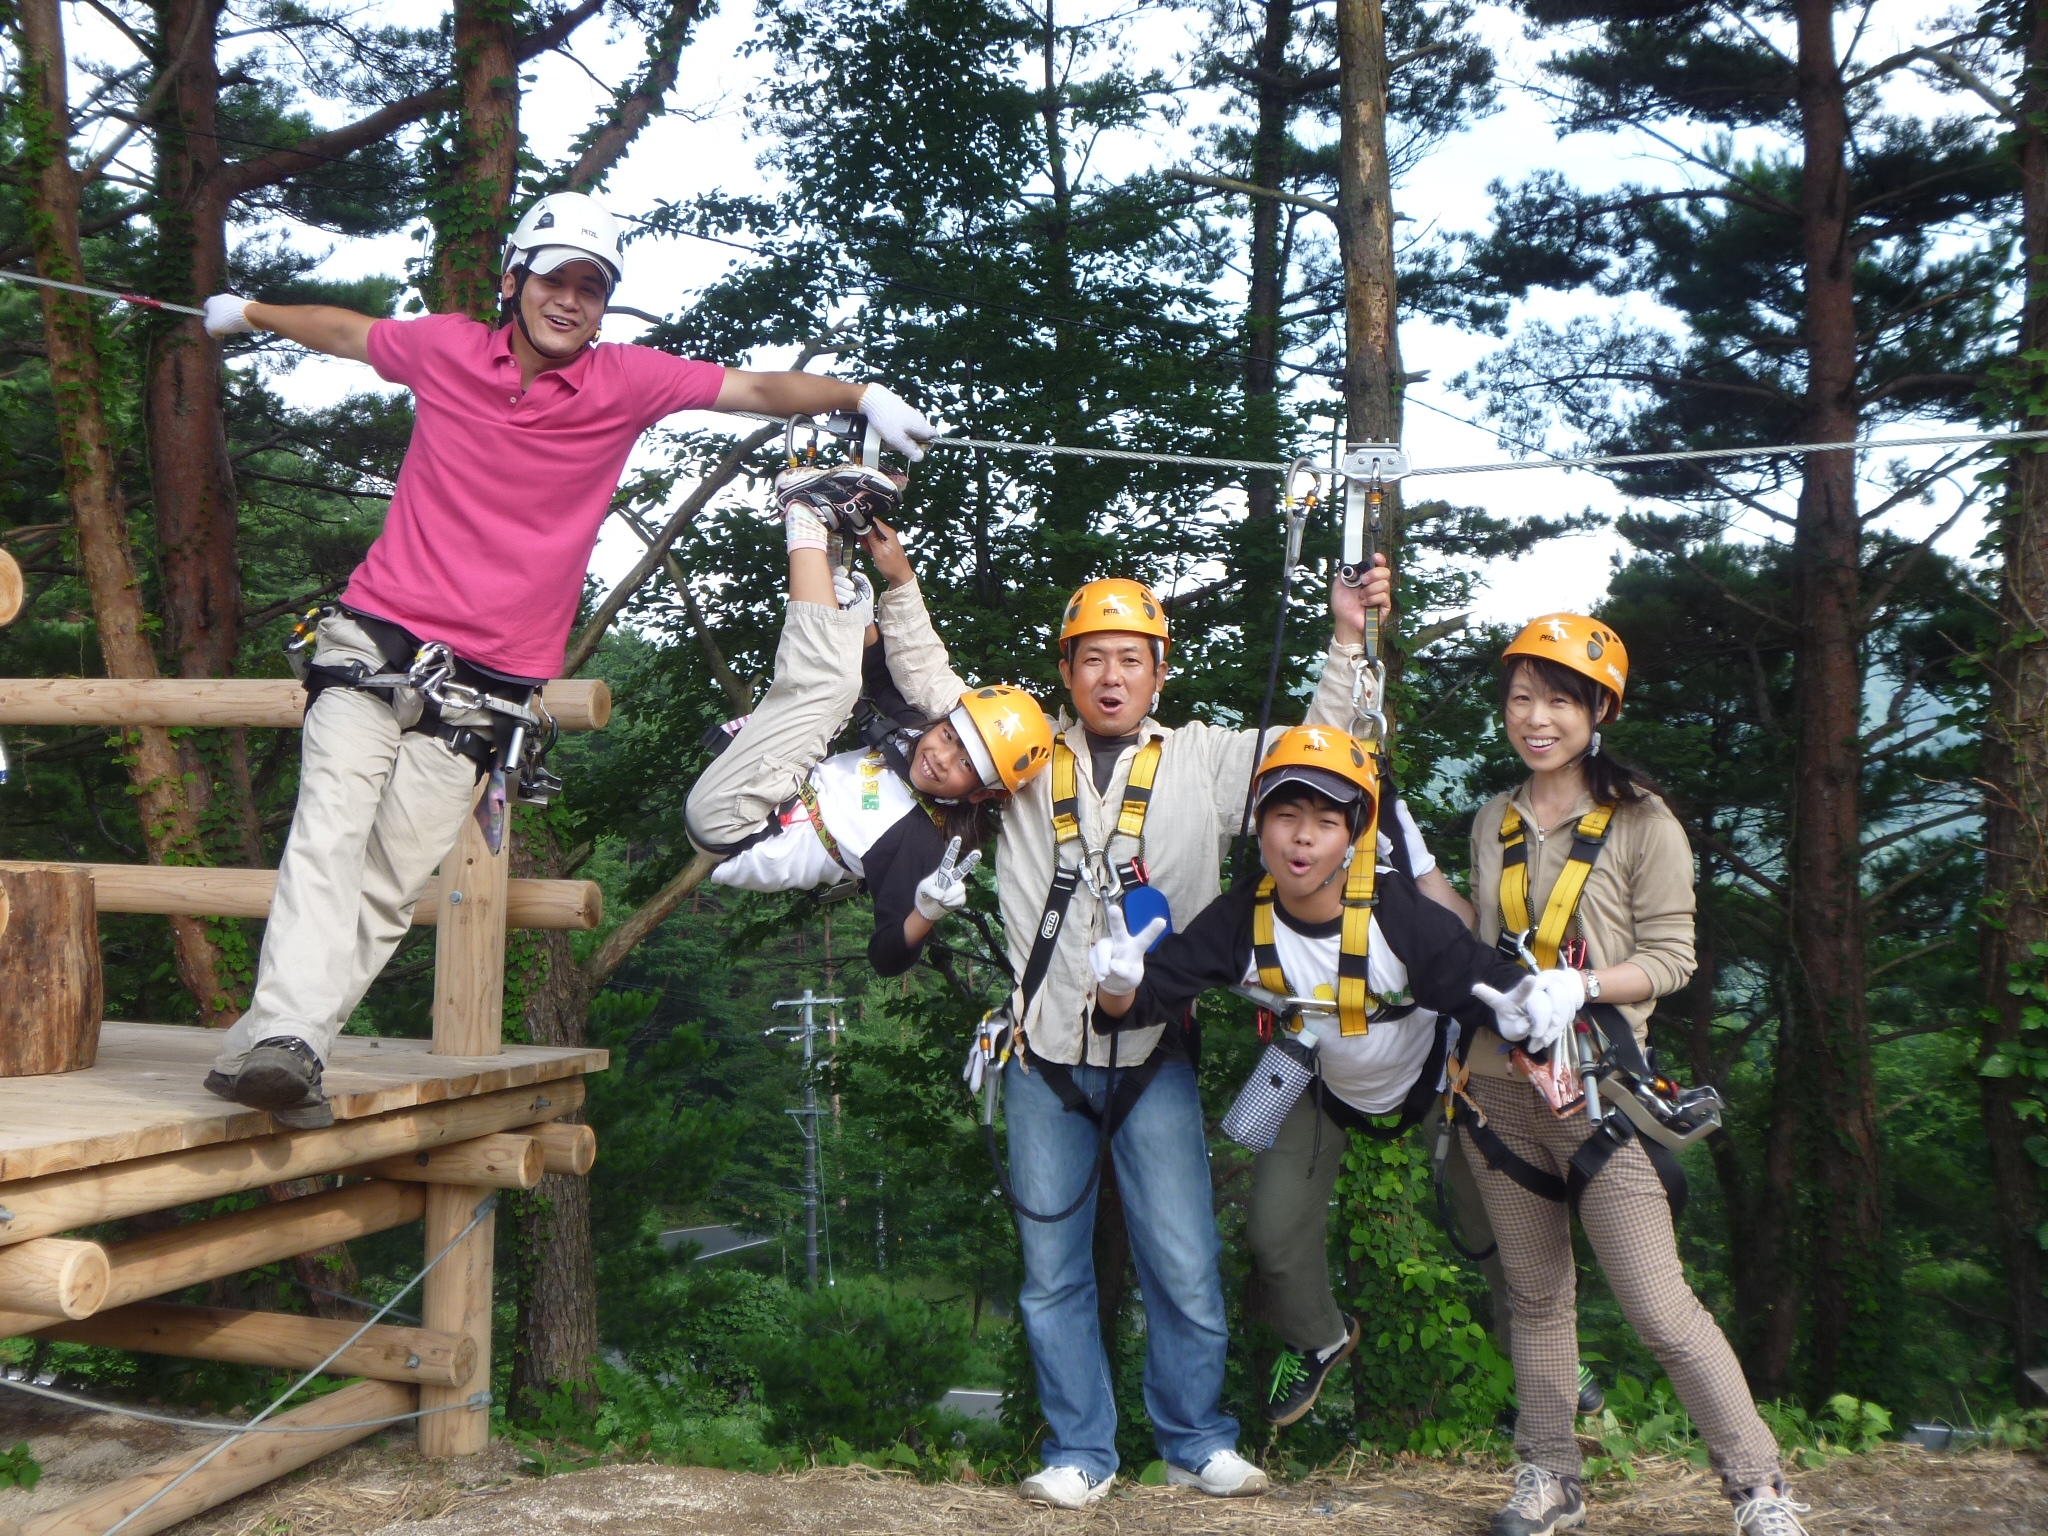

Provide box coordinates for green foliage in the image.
[0,1442,41,1492]
[748,1277,972,1449]
[506,1357,789,1476]
[1337,1125,1512,1449]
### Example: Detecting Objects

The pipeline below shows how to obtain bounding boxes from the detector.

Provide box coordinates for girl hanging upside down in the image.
[684,478,1053,977]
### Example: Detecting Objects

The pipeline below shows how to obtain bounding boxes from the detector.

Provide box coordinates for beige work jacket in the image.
[875,578,1372,1066]
[1466,781,1697,1077]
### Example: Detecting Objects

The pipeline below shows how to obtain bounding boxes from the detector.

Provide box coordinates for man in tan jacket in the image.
[879,564,1389,1508]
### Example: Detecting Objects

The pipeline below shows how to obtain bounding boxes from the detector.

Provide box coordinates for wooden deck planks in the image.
[0,1024,606,1183]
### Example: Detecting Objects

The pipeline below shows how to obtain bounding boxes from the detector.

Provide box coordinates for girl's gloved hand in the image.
[1088,903,1167,998]
[914,836,981,921]
[1471,968,1585,1052]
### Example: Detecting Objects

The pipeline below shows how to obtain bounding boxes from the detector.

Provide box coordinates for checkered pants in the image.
[1459,1072,1781,1493]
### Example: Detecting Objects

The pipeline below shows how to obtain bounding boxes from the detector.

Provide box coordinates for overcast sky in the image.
[66,0,1991,627]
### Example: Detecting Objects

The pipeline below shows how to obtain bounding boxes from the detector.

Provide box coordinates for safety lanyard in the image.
[1498,801,1616,970]
[1249,820,1385,1039]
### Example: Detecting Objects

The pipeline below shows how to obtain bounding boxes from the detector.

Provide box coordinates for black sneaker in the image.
[696,714,751,758]
[1492,1464,1586,1536]
[204,1036,334,1129]
[1263,1314,1360,1426]
[772,462,901,536]
[1577,1361,1605,1415]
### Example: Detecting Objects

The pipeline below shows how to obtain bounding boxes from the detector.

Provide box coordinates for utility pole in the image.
[1334,0,1406,577]
[767,989,841,1291]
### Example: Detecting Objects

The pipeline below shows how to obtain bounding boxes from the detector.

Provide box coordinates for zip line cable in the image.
[81,1194,496,1536]
[0,266,203,317]
[8,264,2041,482]
[0,1376,482,1435]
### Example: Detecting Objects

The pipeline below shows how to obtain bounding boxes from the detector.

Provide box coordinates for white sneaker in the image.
[1732,1489,1813,1536]
[1019,1465,1113,1509]
[1166,1447,1270,1497]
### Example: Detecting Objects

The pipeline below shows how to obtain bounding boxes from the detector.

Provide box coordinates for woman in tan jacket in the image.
[1456,615,1810,1536]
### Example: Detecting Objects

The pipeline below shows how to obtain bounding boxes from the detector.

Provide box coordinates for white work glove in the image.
[1471,968,1586,1053]
[1393,798,1437,878]
[1088,903,1168,999]
[963,1013,1005,1094]
[203,294,255,337]
[858,383,936,463]
[914,836,982,921]
[832,566,874,612]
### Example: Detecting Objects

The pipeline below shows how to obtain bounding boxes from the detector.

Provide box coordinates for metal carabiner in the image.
[784,413,827,469]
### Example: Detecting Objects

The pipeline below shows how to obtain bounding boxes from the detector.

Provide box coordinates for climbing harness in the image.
[288,609,560,853]
[1434,802,1726,1247]
[1496,803,1616,971]
[973,737,1168,1225]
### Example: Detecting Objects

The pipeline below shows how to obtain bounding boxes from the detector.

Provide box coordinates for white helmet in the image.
[501,192,623,291]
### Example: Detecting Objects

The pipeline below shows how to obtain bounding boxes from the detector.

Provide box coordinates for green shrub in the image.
[749,1277,971,1449]
[0,1442,40,1491]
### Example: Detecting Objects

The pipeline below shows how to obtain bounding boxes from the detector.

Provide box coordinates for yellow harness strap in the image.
[1248,792,1384,1037]
[1498,802,1616,969]
[795,779,848,872]
[1050,737,1162,853]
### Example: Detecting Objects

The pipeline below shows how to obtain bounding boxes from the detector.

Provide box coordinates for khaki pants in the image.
[685,598,870,852]
[213,614,483,1072]
[1248,1095,1509,1357]
[1461,1072,1781,1492]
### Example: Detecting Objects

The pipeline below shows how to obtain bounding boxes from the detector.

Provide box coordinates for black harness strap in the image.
[1028,1042,1167,1136]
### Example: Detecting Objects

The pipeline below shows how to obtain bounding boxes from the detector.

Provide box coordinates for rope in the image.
[0,1376,487,1434]
[89,1193,496,1536]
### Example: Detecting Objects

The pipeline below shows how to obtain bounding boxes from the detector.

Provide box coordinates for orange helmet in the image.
[1253,725,1379,828]
[949,685,1054,795]
[1058,577,1169,653]
[1502,613,1628,714]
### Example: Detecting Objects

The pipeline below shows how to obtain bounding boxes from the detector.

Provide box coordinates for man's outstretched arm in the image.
[209,298,375,364]
[713,370,935,460]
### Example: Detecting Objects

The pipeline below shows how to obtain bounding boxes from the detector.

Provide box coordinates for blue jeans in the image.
[1005,1053,1238,1480]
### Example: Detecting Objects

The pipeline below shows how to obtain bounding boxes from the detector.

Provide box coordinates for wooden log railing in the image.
[0,676,610,731]
[0,673,614,1051]
[0,861,600,931]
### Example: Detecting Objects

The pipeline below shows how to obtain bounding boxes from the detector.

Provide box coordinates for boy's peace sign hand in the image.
[1089,903,1168,999]
[914,836,983,921]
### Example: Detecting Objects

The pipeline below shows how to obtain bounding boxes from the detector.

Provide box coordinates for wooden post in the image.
[0,864,102,1076]
[431,796,508,1057]
[12,1377,411,1536]
[418,1183,494,1456]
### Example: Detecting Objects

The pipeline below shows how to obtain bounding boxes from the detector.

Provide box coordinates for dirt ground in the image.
[4,1393,2045,1535]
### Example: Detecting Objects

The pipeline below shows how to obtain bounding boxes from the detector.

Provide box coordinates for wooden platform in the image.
[0,1024,608,1184]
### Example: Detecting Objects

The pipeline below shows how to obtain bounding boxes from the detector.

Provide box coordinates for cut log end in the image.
[0,548,21,628]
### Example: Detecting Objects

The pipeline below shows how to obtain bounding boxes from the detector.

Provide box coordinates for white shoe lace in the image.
[1506,1464,1564,1517]
[1733,1491,1813,1536]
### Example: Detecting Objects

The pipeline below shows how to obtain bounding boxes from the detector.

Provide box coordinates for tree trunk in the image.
[1334,0,1407,579]
[507,827,601,1416]
[435,0,522,321]
[1978,0,2048,1406]
[1241,0,1296,525]
[1790,0,1886,1401]
[16,0,236,1026]
[147,0,243,683]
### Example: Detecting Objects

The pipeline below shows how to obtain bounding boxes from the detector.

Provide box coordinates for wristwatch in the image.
[1583,970,1602,1001]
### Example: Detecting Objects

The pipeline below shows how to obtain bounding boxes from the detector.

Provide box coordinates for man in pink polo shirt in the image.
[197,192,934,1126]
